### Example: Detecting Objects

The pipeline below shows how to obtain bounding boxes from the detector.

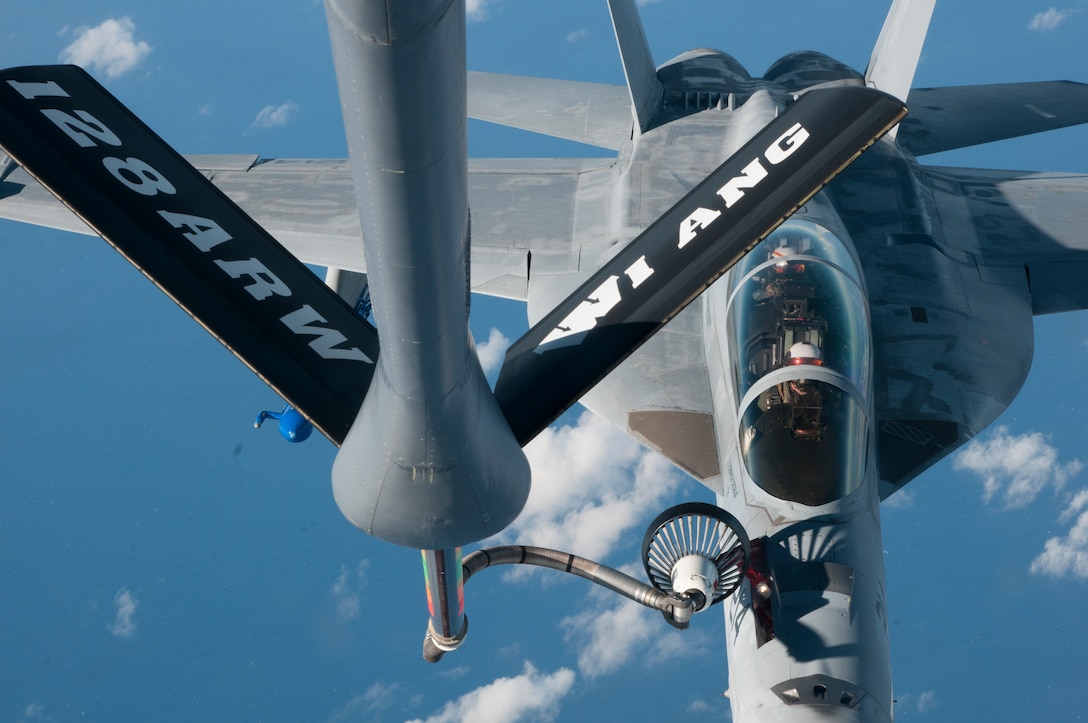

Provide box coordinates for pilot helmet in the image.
[770,244,805,275]
[771,245,797,266]
[786,342,823,365]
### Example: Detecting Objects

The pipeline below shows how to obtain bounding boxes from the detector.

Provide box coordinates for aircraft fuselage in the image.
[704,180,892,720]
[536,51,906,721]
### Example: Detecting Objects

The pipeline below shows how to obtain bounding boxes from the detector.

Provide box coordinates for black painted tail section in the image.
[495,86,907,446]
[0,65,377,444]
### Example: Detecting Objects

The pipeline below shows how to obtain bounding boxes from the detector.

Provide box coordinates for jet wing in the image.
[0,150,98,234]
[857,164,1088,499]
[923,166,1088,314]
[577,301,721,484]
[466,157,616,300]
[0,152,611,303]
[467,71,632,151]
[0,152,367,270]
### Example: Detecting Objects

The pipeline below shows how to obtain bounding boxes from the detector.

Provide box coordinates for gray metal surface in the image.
[323,0,529,550]
[899,82,1088,156]
[607,0,663,134]
[865,0,936,105]
[467,72,631,151]
[922,166,1088,312]
[4,1,1088,719]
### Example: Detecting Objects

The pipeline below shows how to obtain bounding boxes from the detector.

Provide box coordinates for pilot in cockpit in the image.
[771,243,806,275]
[753,244,806,301]
[757,341,823,408]
[785,341,823,367]
[781,342,824,439]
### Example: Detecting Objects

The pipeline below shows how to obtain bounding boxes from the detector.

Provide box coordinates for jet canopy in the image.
[727,220,872,506]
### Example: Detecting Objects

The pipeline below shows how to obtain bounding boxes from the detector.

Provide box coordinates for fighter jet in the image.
[2,0,1088,720]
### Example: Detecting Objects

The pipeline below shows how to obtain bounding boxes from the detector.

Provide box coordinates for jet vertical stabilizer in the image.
[325,0,530,550]
[608,0,664,134]
[865,0,936,110]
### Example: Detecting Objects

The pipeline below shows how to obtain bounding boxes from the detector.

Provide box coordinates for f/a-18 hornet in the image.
[2,0,1087,719]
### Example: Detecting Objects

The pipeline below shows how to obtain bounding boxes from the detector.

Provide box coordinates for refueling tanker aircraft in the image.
[3,0,1088,720]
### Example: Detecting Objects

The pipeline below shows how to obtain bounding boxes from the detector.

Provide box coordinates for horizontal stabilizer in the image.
[898,81,1088,156]
[495,86,907,445]
[468,71,632,150]
[0,65,378,444]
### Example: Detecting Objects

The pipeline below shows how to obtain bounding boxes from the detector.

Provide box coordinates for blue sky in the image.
[2,1,1088,721]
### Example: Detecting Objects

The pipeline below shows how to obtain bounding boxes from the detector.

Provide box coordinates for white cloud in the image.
[498,411,683,564]
[1060,488,1088,523]
[59,17,151,79]
[686,700,717,714]
[882,487,915,509]
[1031,509,1088,579]
[329,682,399,722]
[561,597,656,678]
[896,691,938,715]
[249,101,299,130]
[439,665,471,680]
[566,28,589,43]
[331,560,369,621]
[952,426,1083,509]
[557,565,715,680]
[109,587,138,638]
[475,327,510,374]
[19,702,48,722]
[408,662,575,723]
[466,0,493,22]
[360,682,396,710]
[1028,7,1072,31]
